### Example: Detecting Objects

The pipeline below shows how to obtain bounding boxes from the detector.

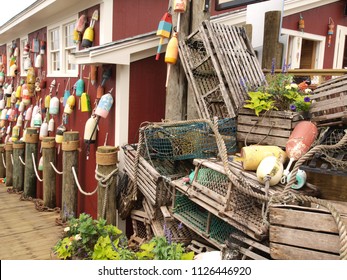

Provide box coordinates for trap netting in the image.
[141,118,237,161]
[310,127,347,173]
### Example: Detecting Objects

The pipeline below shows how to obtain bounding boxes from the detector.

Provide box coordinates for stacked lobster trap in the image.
[179,20,265,119]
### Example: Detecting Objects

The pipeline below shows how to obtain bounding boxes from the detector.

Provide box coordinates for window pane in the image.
[50,28,60,50]
[64,22,75,47]
[51,51,60,71]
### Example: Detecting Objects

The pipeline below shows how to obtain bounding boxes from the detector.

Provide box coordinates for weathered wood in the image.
[269,204,346,259]
[5,142,13,187]
[0,144,5,179]
[0,186,62,260]
[96,145,118,225]
[61,131,79,221]
[262,10,283,70]
[13,141,25,191]
[42,137,56,208]
[24,128,38,198]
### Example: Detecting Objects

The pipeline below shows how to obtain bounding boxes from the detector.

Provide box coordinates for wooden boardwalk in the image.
[0,185,63,260]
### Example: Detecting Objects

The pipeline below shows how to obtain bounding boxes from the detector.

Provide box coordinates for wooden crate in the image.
[269,202,347,260]
[310,75,347,127]
[237,108,304,148]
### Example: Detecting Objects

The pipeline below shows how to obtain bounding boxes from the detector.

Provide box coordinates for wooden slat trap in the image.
[310,74,347,127]
[237,108,304,148]
[269,202,347,260]
[179,20,265,119]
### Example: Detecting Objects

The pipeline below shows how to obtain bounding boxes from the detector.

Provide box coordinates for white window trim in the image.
[333,25,347,69]
[47,15,78,78]
[20,36,29,77]
[281,28,325,69]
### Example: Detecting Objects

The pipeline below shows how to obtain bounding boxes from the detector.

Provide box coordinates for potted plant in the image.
[237,73,313,147]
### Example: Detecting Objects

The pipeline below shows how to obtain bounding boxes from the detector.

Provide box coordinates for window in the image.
[20,37,29,76]
[47,16,77,77]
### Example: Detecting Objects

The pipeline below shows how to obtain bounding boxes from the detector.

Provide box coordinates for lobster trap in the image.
[310,74,347,127]
[173,190,238,248]
[171,159,268,241]
[179,20,265,119]
[141,118,237,161]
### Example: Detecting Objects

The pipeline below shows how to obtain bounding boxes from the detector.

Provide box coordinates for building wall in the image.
[282,0,347,68]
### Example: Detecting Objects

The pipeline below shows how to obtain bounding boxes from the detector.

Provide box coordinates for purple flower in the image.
[178,222,183,230]
[290,104,296,111]
[304,96,311,102]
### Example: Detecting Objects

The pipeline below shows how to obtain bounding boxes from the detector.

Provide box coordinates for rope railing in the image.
[10,154,14,166]
[2,153,6,169]
[50,162,63,175]
[72,166,98,196]
[31,153,43,182]
[19,156,25,166]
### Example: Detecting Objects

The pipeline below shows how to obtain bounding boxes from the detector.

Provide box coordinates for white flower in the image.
[75,234,82,241]
[285,85,291,90]
[305,88,312,94]
[64,227,70,232]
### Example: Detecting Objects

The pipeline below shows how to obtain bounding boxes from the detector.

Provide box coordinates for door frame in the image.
[333,25,347,69]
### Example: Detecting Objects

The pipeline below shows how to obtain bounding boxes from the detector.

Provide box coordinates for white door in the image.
[333,25,347,69]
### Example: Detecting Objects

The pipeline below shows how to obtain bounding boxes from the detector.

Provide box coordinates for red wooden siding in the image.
[282,0,347,68]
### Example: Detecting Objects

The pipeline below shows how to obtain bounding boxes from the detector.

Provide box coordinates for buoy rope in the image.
[31,153,43,182]
[2,153,6,169]
[50,162,63,175]
[19,155,25,166]
[10,154,14,166]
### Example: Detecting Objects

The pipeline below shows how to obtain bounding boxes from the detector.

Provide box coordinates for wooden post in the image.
[96,146,119,225]
[61,131,79,222]
[24,128,39,198]
[262,10,283,70]
[13,141,25,192]
[0,144,5,180]
[5,142,13,187]
[42,137,56,208]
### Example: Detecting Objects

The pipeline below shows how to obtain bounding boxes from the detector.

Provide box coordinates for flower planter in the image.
[237,108,305,148]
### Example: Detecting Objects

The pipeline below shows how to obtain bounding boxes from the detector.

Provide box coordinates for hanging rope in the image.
[31,153,43,182]
[72,166,98,196]
[50,162,63,175]
[95,165,119,218]
[19,156,26,166]
[2,153,6,169]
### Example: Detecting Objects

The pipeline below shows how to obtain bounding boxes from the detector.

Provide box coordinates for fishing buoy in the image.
[81,92,91,112]
[49,96,60,115]
[64,95,76,114]
[0,98,5,109]
[55,124,66,144]
[173,0,187,32]
[1,109,8,120]
[26,67,36,96]
[281,121,318,183]
[82,10,98,48]
[0,72,5,86]
[288,169,307,190]
[90,65,97,85]
[34,54,43,68]
[76,14,87,33]
[256,156,284,186]
[155,12,173,60]
[96,85,104,99]
[39,120,48,140]
[15,85,22,98]
[16,113,23,127]
[10,64,18,77]
[24,105,33,128]
[33,110,42,128]
[12,125,20,142]
[238,145,287,171]
[48,117,55,132]
[31,105,39,127]
[75,77,84,97]
[38,156,43,171]
[18,101,25,113]
[165,32,179,87]
[84,116,98,143]
[40,41,46,55]
[95,92,113,118]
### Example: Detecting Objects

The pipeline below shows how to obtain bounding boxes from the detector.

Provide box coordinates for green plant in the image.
[244,73,312,115]
[136,236,194,260]
[53,213,131,260]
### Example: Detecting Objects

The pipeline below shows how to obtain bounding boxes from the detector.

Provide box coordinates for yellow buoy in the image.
[239,145,287,171]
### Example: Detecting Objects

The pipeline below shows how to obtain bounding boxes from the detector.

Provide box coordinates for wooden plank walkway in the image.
[0,184,63,260]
